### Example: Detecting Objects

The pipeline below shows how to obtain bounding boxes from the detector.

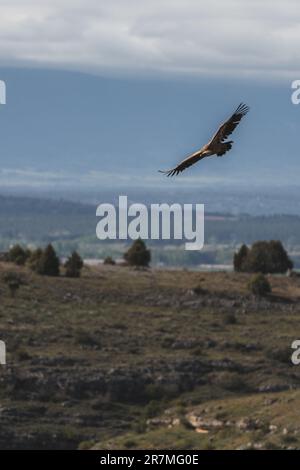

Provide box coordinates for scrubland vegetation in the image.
[0,259,300,449]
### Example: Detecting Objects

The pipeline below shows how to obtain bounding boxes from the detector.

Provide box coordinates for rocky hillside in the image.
[0,263,299,449]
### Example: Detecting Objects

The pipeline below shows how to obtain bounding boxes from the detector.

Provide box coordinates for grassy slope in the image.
[93,390,300,450]
[0,262,300,449]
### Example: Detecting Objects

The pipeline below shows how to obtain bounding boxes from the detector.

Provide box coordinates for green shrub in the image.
[3,271,23,297]
[132,418,147,434]
[215,371,247,392]
[234,240,293,274]
[15,348,32,361]
[28,245,60,276]
[38,244,60,276]
[8,244,30,266]
[144,400,164,419]
[265,346,291,363]
[233,244,249,272]
[74,329,101,349]
[27,248,43,273]
[123,439,137,449]
[78,440,95,450]
[103,256,116,265]
[248,273,271,296]
[124,239,151,267]
[192,285,207,295]
[223,313,237,325]
[65,251,83,278]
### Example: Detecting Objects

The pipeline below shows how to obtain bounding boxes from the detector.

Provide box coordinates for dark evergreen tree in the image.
[103,256,116,265]
[233,240,293,274]
[233,244,249,272]
[38,244,60,276]
[124,239,151,267]
[8,244,30,266]
[27,248,44,273]
[248,273,271,296]
[3,271,23,297]
[64,251,83,278]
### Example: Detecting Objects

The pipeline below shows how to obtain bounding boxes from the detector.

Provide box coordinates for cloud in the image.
[0,0,300,79]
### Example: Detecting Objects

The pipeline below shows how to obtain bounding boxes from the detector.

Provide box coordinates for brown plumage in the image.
[159,103,249,177]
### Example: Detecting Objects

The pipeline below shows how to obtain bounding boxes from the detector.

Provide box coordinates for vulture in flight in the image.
[159,103,249,177]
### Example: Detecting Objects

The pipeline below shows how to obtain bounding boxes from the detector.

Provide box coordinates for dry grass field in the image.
[0,262,300,449]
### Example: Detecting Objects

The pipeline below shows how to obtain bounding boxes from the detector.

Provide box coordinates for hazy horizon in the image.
[0,66,299,196]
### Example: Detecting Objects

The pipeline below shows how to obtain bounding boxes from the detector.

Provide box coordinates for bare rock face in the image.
[185,412,224,431]
[236,418,261,431]
[146,417,180,428]
[257,383,289,393]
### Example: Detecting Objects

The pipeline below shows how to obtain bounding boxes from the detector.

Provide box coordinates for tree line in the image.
[5,238,151,277]
[7,244,83,278]
[2,239,295,299]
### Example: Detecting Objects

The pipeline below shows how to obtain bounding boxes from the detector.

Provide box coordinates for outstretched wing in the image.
[209,103,249,146]
[159,148,208,177]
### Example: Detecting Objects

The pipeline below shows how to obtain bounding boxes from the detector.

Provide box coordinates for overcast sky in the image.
[0,0,299,79]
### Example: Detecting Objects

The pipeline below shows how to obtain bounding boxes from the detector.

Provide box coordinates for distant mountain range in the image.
[0,67,299,191]
[0,193,300,243]
[0,193,300,268]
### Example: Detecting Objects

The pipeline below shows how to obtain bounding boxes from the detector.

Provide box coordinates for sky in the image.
[0,1,299,194]
[0,0,299,80]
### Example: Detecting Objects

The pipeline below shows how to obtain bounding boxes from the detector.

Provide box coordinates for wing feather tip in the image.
[158,169,175,177]
[236,102,250,115]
